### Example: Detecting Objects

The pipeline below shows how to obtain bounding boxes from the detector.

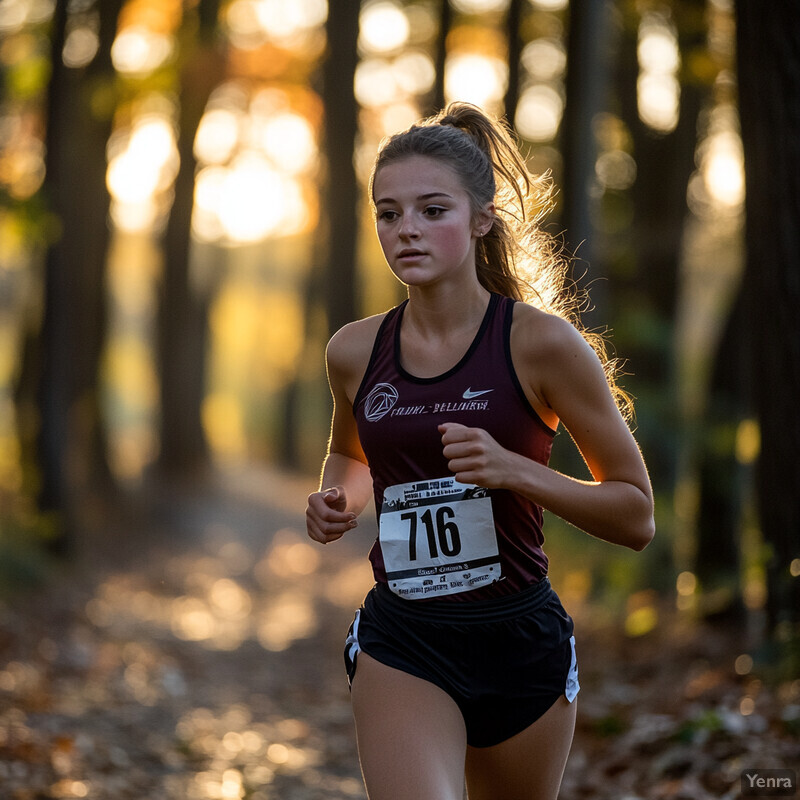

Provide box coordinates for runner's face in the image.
[373,156,485,289]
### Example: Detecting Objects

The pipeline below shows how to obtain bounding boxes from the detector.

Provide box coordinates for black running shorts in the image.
[344,578,579,748]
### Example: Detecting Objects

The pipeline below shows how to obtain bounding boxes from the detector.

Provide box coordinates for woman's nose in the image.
[398,213,419,238]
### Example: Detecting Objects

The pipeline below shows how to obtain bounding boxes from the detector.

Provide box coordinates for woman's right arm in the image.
[306,322,376,545]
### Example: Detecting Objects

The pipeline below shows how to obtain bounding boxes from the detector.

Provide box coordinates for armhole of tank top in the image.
[504,299,557,437]
[352,304,405,410]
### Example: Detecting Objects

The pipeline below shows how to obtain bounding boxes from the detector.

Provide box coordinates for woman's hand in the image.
[439,422,516,488]
[306,486,358,545]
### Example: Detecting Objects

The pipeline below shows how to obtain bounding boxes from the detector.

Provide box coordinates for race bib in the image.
[379,477,501,598]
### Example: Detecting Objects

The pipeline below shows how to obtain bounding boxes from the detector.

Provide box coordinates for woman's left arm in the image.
[440,313,655,550]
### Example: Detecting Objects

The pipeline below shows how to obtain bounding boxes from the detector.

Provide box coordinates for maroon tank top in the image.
[354,293,556,601]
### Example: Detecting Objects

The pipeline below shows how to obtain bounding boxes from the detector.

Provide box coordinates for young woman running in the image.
[306,102,654,800]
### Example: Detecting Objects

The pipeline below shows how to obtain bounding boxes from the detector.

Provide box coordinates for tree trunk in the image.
[37,0,122,550]
[611,2,705,358]
[156,0,223,477]
[735,0,800,638]
[611,2,708,550]
[429,0,452,115]
[321,0,361,337]
[561,0,613,327]
[503,0,524,127]
[694,291,748,621]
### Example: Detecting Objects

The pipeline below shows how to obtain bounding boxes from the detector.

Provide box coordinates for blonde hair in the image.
[370,102,632,418]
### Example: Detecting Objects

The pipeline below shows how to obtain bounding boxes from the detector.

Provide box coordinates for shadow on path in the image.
[1,466,798,799]
[1,466,374,799]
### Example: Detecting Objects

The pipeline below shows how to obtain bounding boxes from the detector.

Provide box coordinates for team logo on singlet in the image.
[363,382,399,421]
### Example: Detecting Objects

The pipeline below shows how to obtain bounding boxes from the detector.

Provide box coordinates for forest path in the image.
[0,466,797,799]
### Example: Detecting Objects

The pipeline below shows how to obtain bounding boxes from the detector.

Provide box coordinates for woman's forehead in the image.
[373,155,466,198]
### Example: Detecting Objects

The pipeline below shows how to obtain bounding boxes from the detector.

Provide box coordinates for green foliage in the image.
[544,509,667,611]
[751,634,800,689]
[0,514,55,595]
[674,708,724,743]
[5,54,51,99]
[613,303,674,360]
[591,715,628,738]
[0,193,61,250]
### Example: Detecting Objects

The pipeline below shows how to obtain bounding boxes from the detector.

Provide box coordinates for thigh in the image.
[465,694,576,800]
[351,652,468,800]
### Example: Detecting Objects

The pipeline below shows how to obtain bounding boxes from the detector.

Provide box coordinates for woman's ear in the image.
[473,202,496,237]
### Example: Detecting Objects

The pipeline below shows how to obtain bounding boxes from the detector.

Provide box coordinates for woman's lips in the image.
[397,249,426,262]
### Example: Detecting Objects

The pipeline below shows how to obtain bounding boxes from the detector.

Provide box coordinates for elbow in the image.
[627,512,655,552]
[629,526,655,551]
[621,491,655,551]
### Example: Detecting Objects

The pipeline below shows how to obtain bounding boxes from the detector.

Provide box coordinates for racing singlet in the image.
[353,293,556,601]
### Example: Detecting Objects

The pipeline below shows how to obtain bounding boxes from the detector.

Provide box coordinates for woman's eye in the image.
[378,210,398,222]
[424,206,445,217]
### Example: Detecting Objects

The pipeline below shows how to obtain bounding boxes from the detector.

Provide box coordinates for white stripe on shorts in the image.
[346,609,362,669]
[565,634,580,702]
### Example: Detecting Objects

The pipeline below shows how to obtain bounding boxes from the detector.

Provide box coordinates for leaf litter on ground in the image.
[1,468,797,799]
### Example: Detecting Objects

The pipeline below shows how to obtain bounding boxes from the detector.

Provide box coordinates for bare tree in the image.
[503,0,524,127]
[320,0,361,336]
[156,0,224,478]
[36,0,123,550]
[736,0,800,637]
[561,0,614,326]
[429,0,452,115]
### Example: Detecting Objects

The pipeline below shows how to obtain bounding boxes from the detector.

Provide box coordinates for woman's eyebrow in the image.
[375,191,454,205]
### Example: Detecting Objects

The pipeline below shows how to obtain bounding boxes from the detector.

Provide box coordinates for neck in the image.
[404,282,491,338]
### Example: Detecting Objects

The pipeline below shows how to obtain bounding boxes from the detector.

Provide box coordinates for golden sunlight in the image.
[359,1,410,54]
[521,37,566,82]
[192,86,318,243]
[529,0,567,10]
[255,111,317,175]
[735,419,760,465]
[625,591,659,637]
[0,0,53,32]
[451,0,509,13]
[225,0,327,47]
[62,25,100,69]
[194,108,244,165]
[595,149,637,191]
[637,13,680,133]
[202,392,246,459]
[107,113,179,233]
[255,0,327,42]
[111,25,174,75]
[515,84,563,142]
[702,129,745,208]
[445,53,507,110]
[256,591,318,651]
[637,73,680,133]
[193,154,305,244]
[0,136,45,200]
[261,537,321,579]
[393,50,436,95]
[378,102,421,136]
[355,58,401,108]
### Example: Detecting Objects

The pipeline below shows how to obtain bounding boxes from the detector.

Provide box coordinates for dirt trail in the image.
[0,467,797,799]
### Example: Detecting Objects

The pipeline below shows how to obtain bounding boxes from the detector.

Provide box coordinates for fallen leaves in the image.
[0,477,797,799]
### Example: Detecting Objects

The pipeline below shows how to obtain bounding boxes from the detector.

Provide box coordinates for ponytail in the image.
[371,102,633,420]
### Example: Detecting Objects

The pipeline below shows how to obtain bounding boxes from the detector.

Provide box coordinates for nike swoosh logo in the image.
[462,388,494,399]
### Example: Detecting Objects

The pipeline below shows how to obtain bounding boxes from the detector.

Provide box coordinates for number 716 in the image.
[401,506,462,560]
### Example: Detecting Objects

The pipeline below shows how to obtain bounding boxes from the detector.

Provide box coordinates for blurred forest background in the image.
[0,0,799,796]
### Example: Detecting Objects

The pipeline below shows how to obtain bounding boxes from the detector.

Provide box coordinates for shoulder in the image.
[510,301,607,422]
[327,313,387,365]
[511,301,590,363]
[326,311,390,397]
